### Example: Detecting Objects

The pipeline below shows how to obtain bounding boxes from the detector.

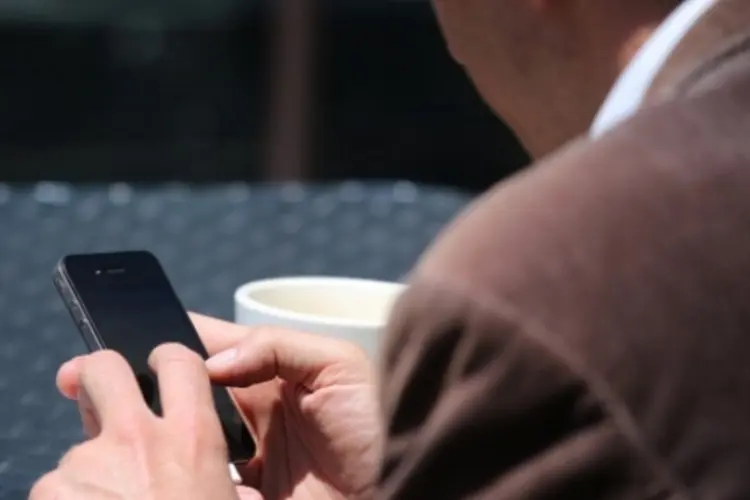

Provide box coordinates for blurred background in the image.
[0,1,529,497]
[0,0,528,189]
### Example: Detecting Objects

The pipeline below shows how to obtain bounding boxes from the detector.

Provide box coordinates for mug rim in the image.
[234,276,405,329]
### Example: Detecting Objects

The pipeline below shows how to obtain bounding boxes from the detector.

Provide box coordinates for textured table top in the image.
[0,181,469,499]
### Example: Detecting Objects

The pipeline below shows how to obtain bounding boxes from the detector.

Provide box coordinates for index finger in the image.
[147,343,221,427]
[79,350,150,429]
[206,326,370,390]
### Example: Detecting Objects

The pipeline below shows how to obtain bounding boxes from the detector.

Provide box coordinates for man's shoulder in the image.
[381,38,750,500]
[397,79,750,496]
[406,74,750,405]
[416,76,750,296]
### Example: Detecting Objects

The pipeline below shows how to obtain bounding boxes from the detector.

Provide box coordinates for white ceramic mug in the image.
[234,276,405,359]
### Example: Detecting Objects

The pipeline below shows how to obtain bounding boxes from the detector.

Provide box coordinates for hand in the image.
[33,344,260,500]
[56,314,383,500]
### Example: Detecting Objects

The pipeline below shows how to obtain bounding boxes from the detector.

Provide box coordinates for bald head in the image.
[431,0,686,157]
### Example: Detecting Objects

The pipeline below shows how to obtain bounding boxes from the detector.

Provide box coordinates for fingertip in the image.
[79,350,130,383]
[56,356,85,399]
[205,348,239,373]
[205,348,273,388]
[148,342,200,369]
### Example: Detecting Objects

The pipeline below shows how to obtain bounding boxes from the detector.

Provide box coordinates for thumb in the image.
[205,326,368,390]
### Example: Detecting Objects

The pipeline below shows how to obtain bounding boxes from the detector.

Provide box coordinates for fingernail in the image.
[206,348,238,371]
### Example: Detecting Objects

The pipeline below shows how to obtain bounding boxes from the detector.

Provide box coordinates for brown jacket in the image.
[378,1,750,499]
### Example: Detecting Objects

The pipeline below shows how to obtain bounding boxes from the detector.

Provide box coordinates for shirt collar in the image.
[589,0,716,138]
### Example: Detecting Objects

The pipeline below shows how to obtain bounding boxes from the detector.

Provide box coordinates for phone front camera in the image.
[95,270,102,276]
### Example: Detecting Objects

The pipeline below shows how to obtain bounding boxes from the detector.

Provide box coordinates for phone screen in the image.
[60,251,255,463]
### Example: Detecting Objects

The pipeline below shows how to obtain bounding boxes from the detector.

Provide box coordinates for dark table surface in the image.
[0,181,469,499]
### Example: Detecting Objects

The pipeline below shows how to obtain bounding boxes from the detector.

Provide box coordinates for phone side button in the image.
[70,301,84,323]
[79,319,97,349]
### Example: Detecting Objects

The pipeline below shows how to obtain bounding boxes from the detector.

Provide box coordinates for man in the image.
[33,0,750,498]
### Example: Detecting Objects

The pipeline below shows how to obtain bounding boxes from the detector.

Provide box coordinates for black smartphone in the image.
[53,250,256,467]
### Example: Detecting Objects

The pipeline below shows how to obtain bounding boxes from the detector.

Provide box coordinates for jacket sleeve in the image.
[376,279,667,500]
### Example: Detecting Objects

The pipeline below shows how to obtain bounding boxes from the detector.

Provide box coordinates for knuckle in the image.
[195,423,228,457]
[324,337,369,366]
[109,413,153,444]
[57,443,93,468]
[29,471,59,499]
[57,444,78,466]
[242,326,280,353]
[188,396,223,428]
[339,340,368,360]
[159,415,226,462]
